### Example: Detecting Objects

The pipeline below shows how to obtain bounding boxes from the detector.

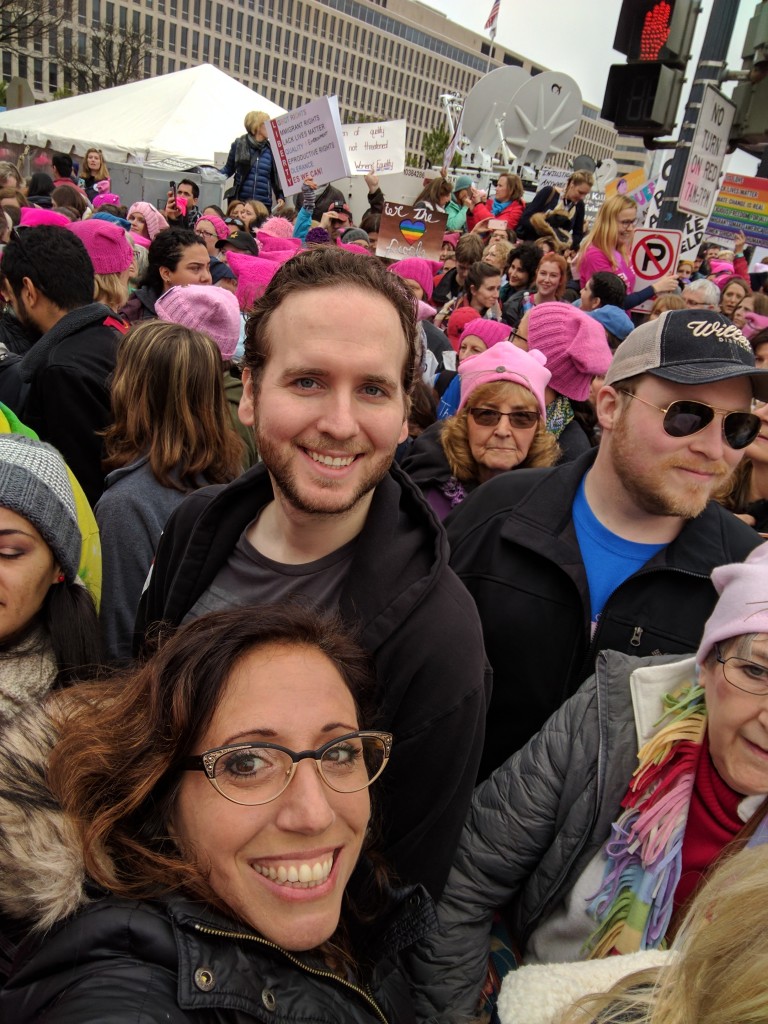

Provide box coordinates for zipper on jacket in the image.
[192,922,390,1024]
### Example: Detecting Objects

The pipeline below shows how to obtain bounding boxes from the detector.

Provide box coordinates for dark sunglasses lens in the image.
[663,402,712,438]
[470,409,500,426]
[510,412,539,428]
[723,412,760,449]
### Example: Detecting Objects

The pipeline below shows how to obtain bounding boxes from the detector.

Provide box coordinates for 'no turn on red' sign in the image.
[630,228,683,313]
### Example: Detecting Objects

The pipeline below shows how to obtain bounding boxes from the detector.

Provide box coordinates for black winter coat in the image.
[3,888,432,1024]
[15,303,126,505]
[135,463,491,900]
[446,449,763,778]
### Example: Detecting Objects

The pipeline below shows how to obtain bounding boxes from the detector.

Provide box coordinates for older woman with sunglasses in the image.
[403,339,559,518]
[0,604,432,1021]
[407,541,768,1022]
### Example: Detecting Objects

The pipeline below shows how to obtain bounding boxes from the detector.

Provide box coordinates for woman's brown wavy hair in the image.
[441,380,559,483]
[103,321,244,490]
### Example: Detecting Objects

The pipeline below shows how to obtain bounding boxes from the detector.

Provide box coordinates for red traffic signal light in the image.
[613,0,697,66]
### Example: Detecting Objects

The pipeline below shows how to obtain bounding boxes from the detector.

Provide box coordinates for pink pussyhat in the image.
[226,251,279,311]
[743,311,768,340]
[256,231,302,252]
[458,341,551,416]
[93,192,121,208]
[19,207,70,228]
[336,240,371,256]
[259,216,295,239]
[696,544,768,665]
[258,247,297,265]
[528,303,613,402]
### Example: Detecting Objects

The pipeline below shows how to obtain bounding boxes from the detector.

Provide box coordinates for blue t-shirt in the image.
[573,475,665,636]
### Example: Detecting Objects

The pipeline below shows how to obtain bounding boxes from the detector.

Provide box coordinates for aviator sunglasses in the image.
[618,391,760,450]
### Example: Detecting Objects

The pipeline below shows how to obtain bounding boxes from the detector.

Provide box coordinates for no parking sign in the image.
[630,228,683,313]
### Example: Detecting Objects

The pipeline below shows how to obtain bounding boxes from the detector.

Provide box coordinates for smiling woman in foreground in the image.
[0,604,432,1022]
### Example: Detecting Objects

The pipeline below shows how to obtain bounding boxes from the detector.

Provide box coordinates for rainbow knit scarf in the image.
[586,683,707,958]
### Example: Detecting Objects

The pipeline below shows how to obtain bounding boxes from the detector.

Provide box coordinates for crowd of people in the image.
[0,120,766,1024]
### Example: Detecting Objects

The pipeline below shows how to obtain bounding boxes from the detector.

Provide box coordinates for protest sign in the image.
[376,200,447,261]
[629,228,683,313]
[707,174,768,249]
[267,96,350,196]
[644,152,708,260]
[342,119,406,175]
[537,167,570,190]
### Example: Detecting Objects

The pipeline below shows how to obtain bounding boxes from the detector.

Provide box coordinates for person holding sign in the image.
[576,196,677,311]
[220,111,285,211]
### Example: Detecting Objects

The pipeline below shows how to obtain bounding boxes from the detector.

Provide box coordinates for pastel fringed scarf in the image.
[586,683,707,957]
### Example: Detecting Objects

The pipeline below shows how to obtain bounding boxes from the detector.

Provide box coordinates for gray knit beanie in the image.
[0,435,80,581]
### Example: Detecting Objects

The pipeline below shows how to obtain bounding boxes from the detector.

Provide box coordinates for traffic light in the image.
[729,1,768,154]
[601,0,699,137]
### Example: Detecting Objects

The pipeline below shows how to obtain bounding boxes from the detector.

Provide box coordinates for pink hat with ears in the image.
[458,341,551,416]
[258,247,297,265]
[259,216,295,239]
[127,201,169,240]
[457,317,511,351]
[226,251,279,311]
[389,258,444,301]
[92,192,121,209]
[336,240,371,256]
[744,311,768,340]
[256,231,302,252]
[19,207,70,228]
[197,214,228,241]
[696,543,768,666]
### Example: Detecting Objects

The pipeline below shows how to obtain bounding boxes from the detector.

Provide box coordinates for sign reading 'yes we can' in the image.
[376,201,448,262]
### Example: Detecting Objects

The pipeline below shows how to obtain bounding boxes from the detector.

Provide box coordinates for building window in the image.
[226,6,233,30]
[48,62,58,92]
[157,19,165,45]
[193,0,201,21]
[78,0,87,24]
[92,0,100,23]
[169,23,176,48]
[157,54,164,74]
[234,43,241,69]
[192,29,199,56]
[215,2,222,31]
[224,40,231,67]
[205,0,212,26]
[203,33,210,59]
[144,52,152,76]
[34,58,43,90]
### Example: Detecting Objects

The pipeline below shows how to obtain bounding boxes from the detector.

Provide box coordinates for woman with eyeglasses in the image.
[403,339,559,518]
[194,214,228,257]
[575,196,678,312]
[0,603,430,1021]
[406,543,768,1022]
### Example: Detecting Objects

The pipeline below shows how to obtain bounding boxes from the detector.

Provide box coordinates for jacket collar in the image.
[18,302,115,382]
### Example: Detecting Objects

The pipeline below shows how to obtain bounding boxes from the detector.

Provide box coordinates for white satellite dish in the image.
[504,71,582,167]
[461,66,530,166]
[594,158,619,190]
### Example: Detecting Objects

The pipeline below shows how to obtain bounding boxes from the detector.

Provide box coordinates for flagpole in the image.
[484,0,500,72]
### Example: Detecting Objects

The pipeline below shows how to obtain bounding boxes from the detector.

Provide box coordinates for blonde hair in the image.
[244,110,270,134]
[93,271,129,312]
[561,843,768,1024]
[441,380,559,483]
[577,195,637,272]
[83,147,109,182]
[566,170,595,192]
[648,293,686,320]
[103,322,244,490]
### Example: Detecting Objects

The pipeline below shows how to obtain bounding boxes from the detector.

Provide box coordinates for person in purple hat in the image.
[447,309,768,781]
[402,341,558,518]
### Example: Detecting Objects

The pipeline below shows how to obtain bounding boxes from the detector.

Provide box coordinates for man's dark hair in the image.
[178,178,200,200]
[589,271,627,308]
[140,227,203,294]
[244,247,419,400]
[51,152,73,179]
[505,242,540,282]
[2,226,94,310]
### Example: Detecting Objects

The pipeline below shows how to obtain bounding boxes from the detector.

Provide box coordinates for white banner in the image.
[267,96,351,197]
[341,119,406,175]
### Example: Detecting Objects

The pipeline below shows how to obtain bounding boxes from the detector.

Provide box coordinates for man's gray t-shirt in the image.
[183,516,357,623]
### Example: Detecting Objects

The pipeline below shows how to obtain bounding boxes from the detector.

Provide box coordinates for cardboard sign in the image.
[708,173,768,249]
[644,152,708,260]
[341,119,406,175]
[376,201,447,261]
[630,227,683,313]
[267,96,351,197]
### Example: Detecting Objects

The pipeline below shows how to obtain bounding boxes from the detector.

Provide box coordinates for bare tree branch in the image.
[55,23,147,90]
[0,0,65,53]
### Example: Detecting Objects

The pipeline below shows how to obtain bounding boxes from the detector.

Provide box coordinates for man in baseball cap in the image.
[447,308,767,778]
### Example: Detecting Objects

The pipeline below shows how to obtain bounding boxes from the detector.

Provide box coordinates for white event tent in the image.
[0,64,285,167]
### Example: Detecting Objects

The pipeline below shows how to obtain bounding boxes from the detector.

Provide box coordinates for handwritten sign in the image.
[644,152,708,260]
[376,201,447,262]
[267,96,351,197]
[708,173,768,249]
[341,119,406,175]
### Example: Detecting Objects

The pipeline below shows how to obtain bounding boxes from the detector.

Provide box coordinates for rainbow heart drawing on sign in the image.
[399,218,426,246]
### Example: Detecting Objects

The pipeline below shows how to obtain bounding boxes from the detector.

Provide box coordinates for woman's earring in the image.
[57,573,65,583]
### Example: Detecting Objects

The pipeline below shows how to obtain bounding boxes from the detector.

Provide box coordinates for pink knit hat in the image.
[197,214,228,241]
[256,231,302,252]
[129,232,151,249]
[92,192,121,209]
[337,240,371,256]
[155,284,241,361]
[458,341,551,415]
[389,258,443,301]
[226,251,279,311]
[696,544,768,666]
[528,303,613,401]
[260,216,295,239]
[65,219,133,274]
[743,311,768,340]
[19,207,69,228]
[458,317,511,351]
[127,202,169,240]
[447,307,483,350]
[259,247,297,265]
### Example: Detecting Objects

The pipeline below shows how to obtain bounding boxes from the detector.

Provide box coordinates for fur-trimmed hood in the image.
[0,700,88,932]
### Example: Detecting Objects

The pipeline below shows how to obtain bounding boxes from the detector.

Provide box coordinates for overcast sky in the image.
[423,0,760,177]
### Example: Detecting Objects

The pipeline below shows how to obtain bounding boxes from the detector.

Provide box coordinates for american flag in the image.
[484,0,500,32]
